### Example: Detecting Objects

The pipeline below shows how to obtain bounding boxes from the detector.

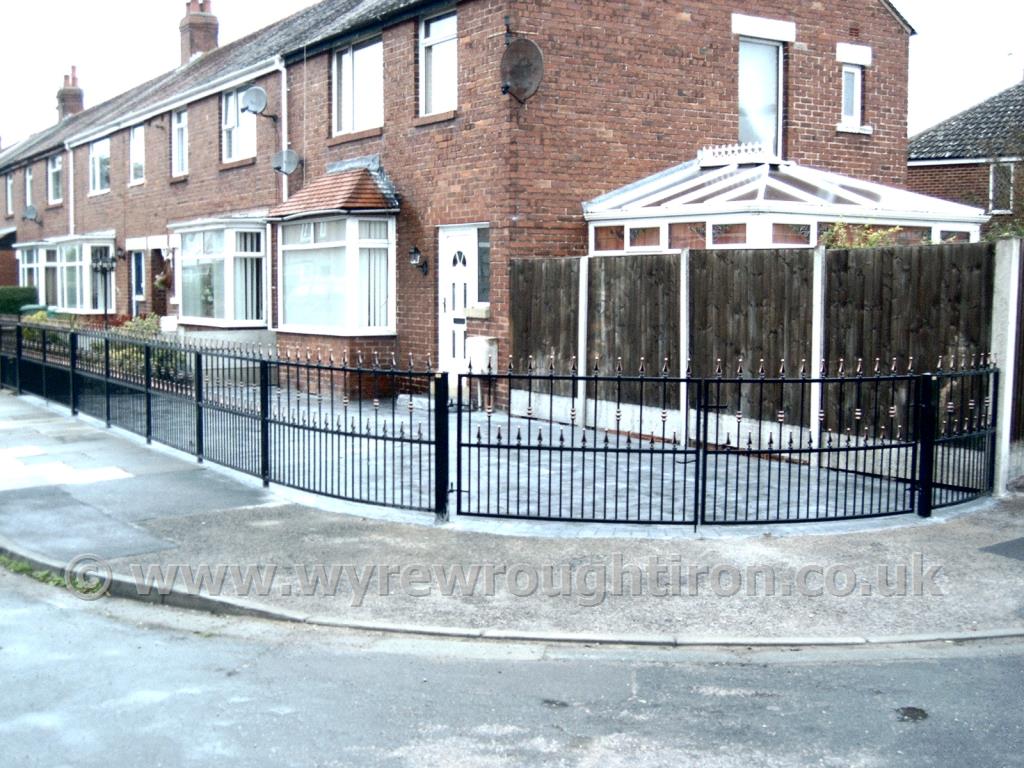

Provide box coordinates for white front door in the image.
[437,225,481,375]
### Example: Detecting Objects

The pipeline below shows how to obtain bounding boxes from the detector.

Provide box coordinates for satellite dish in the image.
[22,205,39,223]
[242,86,269,115]
[271,149,302,175]
[500,37,544,103]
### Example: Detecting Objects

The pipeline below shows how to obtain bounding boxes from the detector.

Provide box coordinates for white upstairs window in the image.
[420,11,458,116]
[47,155,63,204]
[171,109,189,177]
[334,38,384,135]
[738,38,783,155]
[129,125,145,184]
[222,89,257,163]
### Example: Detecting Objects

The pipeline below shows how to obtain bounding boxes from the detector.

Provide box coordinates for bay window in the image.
[419,11,458,116]
[179,227,265,323]
[222,89,257,163]
[17,240,115,312]
[333,38,384,135]
[279,216,395,334]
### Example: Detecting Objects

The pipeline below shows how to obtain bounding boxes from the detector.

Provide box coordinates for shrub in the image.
[820,223,906,249]
[0,286,40,315]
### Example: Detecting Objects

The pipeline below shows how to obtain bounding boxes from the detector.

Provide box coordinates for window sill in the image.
[87,189,111,198]
[220,157,257,172]
[328,127,383,146]
[413,110,457,128]
[177,316,268,329]
[276,324,397,338]
[465,305,491,320]
[128,179,145,188]
[836,123,874,135]
[170,175,189,185]
[45,202,64,211]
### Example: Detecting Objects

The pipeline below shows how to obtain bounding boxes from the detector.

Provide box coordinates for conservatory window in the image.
[279,217,395,334]
[594,225,625,251]
[669,222,707,250]
[628,226,661,249]
[711,223,748,246]
[772,223,811,246]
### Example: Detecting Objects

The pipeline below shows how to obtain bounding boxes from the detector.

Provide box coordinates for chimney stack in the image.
[180,0,219,65]
[56,66,84,122]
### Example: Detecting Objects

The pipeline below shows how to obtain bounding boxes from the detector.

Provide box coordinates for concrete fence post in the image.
[990,237,1021,496]
[808,245,827,460]
[576,255,590,416]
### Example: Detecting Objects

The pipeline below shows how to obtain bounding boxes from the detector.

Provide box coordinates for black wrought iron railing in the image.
[0,322,999,526]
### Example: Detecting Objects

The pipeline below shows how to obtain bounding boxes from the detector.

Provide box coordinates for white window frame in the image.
[990,162,1015,214]
[176,226,267,326]
[129,125,146,185]
[737,37,784,156]
[277,216,397,337]
[18,248,40,301]
[840,64,863,129]
[333,37,385,136]
[88,138,111,195]
[419,10,458,116]
[171,109,189,177]
[132,250,146,301]
[5,174,12,216]
[47,156,63,205]
[24,166,33,208]
[221,89,257,163]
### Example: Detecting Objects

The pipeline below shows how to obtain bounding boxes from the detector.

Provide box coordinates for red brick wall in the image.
[908,161,1024,234]
[285,0,511,367]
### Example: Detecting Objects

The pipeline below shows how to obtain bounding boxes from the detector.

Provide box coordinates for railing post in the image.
[259,358,271,487]
[15,324,23,395]
[195,350,204,463]
[696,378,708,529]
[988,367,1000,494]
[916,374,938,518]
[41,328,48,402]
[103,335,111,428]
[434,371,450,519]
[455,371,463,517]
[69,332,78,415]
[144,344,153,444]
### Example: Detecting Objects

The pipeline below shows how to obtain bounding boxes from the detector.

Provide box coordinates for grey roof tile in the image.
[909,80,1024,161]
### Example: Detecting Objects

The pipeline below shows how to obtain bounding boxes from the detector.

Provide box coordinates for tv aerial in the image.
[501,37,544,104]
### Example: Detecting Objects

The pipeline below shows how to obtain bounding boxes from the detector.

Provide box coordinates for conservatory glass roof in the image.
[583,144,987,226]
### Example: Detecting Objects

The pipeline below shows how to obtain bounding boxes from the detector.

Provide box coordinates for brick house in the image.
[1,0,941,370]
[908,79,1024,233]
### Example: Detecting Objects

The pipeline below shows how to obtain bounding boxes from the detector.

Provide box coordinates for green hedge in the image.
[0,287,40,315]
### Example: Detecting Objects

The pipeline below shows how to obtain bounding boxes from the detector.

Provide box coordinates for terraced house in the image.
[0,0,984,373]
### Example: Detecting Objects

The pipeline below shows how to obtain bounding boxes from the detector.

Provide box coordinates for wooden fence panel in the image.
[509,257,580,395]
[826,243,995,372]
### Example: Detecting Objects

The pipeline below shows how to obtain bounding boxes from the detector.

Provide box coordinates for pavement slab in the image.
[1,389,1023,645]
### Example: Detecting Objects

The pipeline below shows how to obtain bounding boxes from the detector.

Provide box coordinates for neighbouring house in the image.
[1,0,972,374]
[907,78,1024,234]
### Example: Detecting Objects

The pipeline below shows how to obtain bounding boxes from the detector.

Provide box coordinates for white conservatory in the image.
[584,144,989,253]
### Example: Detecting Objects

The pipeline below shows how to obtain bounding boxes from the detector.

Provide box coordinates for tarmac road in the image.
[1,567,1021,768]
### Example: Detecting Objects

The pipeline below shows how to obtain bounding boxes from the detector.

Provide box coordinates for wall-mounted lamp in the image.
[116,247,126,260]
[409,246,428,276]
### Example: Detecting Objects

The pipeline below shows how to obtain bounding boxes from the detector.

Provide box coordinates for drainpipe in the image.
[276,55,289,203]
[65,142,75,235]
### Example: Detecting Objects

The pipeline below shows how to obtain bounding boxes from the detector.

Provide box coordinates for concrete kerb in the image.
[3,533,1024,650]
